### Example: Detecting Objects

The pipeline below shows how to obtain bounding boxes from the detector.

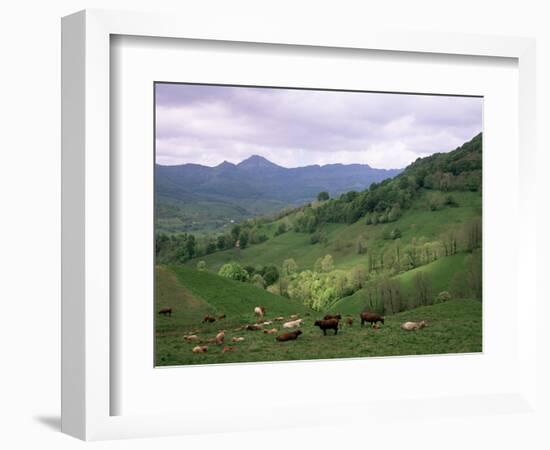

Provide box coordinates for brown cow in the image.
[158,307,172,317]
[346,317,353,326]
[276,330,303,342]
[245,324,263,331]
[314,319,339,335]
[360,311,385,327]
[202,315,216,323]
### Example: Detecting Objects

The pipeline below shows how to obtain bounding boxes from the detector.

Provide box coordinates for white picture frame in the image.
[61,9,538,441]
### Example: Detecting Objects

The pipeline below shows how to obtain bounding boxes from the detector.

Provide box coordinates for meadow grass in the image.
[155,265,481,366]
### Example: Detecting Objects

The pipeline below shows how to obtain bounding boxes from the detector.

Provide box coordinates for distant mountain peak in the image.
[237,154,281,169]
[216,160,236,169]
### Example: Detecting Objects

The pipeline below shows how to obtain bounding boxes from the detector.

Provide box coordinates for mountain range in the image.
[156,155,402,233]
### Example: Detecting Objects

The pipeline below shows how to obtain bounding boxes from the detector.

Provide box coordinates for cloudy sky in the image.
[155,83,482,169]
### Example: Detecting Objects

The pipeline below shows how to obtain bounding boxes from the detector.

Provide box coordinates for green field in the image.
[156,265,482,366]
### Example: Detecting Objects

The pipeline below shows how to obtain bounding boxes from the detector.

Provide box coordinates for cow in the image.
[314,319,339,336]
[158,307,172,317]
[215,330,225,345]
[283,319,304,329]
[400,320,428,331]
[192,345,208,353]
[202,315,216,323]
[276,330,303,342]
[254,306,266,318]
[360,311,385,327]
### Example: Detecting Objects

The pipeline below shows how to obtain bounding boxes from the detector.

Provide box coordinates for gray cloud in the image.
[155,83,482,169]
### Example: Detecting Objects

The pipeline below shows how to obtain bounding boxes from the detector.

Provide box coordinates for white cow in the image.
[283,319,304,329]
[400,320,428,331]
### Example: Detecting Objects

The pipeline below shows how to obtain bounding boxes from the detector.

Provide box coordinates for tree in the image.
[356,235,367,254]
[205,241,217,254]
[239,230,249,249]
[217,235,227,250]
[390,228,402,240]
[317,191,330,201]
[251,273,266,289]
[218,262,249,282]
[230,224,241,242]
[185,234,196,259]
[274,222,287,236]
[467,250,482,300]
[282,258,298,277]
[412,272,432,307]
[320,254,334,272]
[449,271,469,299]
[463,217,482,252]
[196,260,207,271]
[261,265,279,286]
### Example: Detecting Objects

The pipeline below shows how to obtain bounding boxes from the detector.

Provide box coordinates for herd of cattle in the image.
[159,305,428,355]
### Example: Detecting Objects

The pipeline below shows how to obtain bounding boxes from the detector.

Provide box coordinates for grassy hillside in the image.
[327,253,469,315]
[155,265,311,336]
[156,268,482,366]
[187,190,480,274]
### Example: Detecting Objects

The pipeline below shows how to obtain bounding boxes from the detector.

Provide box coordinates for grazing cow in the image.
[158,307,172,317]
[346,317,353,326]
[183,334,199,342]
[360,311,385,327]
[218,314,226,320]
[262,321,273,326]
[400,320,428,331]
[254,306,266,318]
[314,318,339,336]
[283,319,303,329]
[221,345,236,353]
[192,345,208,353]
[289,314,299,320]
[202,315,216,323]
[324,314,341,321]
[263,328,278,334]
[245,324,263,331]
[215,330,225,345]
[274,316,285,321]
[276,330,303,342]
[231,336,245,342]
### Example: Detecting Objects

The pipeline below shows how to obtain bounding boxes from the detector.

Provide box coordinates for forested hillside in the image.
[156,133,482,316]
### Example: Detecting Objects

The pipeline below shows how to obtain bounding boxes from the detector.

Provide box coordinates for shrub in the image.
[196,260,207,271]
[218,262,249,282]
[436,291,452,303]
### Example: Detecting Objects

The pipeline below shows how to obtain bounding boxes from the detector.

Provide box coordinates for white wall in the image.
[0,1,548,449]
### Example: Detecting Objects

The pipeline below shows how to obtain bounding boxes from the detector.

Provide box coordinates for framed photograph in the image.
[62,9,538,441]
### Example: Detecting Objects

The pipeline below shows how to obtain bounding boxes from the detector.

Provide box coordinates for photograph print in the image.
[154,83,482,366]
